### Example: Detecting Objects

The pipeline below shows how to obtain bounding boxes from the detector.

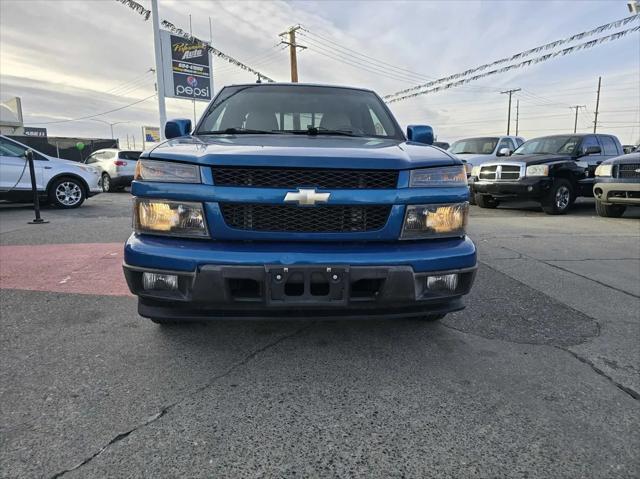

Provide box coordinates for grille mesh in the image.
[616,163,640,179]
[213,167,398,189]
[219,203,391,233]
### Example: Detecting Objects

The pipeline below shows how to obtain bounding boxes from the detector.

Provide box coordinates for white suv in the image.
[0,135,101,208]
[85,148,141,192]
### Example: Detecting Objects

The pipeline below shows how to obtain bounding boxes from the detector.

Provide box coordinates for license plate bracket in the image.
[266,265,349,305]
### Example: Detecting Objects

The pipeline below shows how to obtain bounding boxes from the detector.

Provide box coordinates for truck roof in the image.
[224,82,376,94]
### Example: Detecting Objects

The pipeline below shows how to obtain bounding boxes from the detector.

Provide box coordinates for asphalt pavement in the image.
[1,193,638,478]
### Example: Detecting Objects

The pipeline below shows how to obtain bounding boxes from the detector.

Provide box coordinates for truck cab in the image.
[123,83,477,324]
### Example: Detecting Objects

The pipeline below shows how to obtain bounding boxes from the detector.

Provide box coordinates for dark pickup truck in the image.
[470,133,624,214]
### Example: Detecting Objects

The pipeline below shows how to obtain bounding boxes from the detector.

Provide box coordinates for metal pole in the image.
[110,124,114,139]
[515,100,519,136]
[26,150,48,224]
[574,107,579,133]
[209,16,215,95]
[501,89,521,136]
[593,76,602,133]
[189,14,197,125]
[151,0,167,139]
[142,126,146,150]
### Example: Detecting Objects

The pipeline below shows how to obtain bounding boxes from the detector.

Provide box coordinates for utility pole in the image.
[279,25,306,82]
[151,0,167,139]
[501,88,521,135]
[570,105,586,133]
[515,100,520,136]
[593,76,602,133]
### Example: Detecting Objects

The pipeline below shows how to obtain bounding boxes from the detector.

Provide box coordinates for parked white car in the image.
[449,135,525,171]
[84,148,140,192]
[0,135,101,208]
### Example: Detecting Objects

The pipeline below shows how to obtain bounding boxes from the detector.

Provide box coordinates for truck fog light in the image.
[426,274,458,292]
[527,186,533,192]
[142,272,178,291]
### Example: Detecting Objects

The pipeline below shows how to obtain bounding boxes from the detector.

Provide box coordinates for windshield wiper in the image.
[199,127,281,135]
[284,126,362,137]
[454,151,482,155]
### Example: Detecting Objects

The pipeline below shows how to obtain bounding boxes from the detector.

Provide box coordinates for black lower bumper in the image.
[472,178,552,200]
[123,263,477,320]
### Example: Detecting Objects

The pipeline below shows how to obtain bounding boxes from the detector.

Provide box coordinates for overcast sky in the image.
[1,0,638,146]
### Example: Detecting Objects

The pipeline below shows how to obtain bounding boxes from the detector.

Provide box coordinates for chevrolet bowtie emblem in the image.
[284,188,330,206]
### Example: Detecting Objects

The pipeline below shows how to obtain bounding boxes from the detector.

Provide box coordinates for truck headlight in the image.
[471,165,481,178]
[134,198,209,237]
[409,166,467,187]
[401,203,468,239]
[525,165,549,177]
[595,164,613,177]
[134,159,201,183]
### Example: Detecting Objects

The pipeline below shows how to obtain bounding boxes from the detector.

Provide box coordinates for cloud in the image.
[1,0,638,144]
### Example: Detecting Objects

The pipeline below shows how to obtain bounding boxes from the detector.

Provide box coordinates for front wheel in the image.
[49,177,85,209]
[595,199,626,218]
[475,194,499,208]
[542,179,574,215]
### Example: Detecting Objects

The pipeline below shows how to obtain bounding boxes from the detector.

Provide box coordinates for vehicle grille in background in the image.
[479,164,521,180]
[213,167,398,189]
[616,163,640,179]
[219,203,391,233]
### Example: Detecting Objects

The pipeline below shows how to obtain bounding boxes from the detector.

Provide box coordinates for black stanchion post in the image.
[26,149,49,225]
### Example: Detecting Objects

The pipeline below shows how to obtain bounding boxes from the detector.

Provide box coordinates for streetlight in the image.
[89,119,130,140]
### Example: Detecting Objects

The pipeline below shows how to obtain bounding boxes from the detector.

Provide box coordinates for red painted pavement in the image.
[0,243,132,296]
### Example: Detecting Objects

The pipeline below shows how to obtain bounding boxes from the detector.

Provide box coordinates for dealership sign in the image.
[160,30,212,101]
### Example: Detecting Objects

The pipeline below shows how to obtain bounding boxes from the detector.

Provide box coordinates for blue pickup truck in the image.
[123,83,476,324]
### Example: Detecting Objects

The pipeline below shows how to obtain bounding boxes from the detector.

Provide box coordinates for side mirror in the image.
[406,125,434,145]
[497,147,512,157]
[165,119,192,139]
[582,145,601,156]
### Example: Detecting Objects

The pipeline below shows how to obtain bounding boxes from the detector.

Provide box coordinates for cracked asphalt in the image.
[1,194,638,478]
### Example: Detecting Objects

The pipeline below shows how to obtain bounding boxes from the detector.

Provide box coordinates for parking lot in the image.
[1,193,638,478]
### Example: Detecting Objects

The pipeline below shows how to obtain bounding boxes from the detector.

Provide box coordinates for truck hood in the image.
[453,153,493,166]
[146,134,460,170]
[494,153,574,165]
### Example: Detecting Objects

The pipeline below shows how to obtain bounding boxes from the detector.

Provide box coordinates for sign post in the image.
[151,0,167,140]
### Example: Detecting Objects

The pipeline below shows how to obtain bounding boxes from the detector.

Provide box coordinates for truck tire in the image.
[468,189,476,205]
[595,199,626,218]
[542,179,574,215]
[475,194,499,208]
[48,177,86,209]
[102,173,112,192]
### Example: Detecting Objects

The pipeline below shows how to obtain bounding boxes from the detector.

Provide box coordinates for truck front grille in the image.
[616,163,640,178]
[219,203,391,233]
[479,164,521,180]
[213,167,398,189]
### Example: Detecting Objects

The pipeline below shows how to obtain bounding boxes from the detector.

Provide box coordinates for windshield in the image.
[513,135,581,155]
[196,85,402,139]
[449,137,499,155]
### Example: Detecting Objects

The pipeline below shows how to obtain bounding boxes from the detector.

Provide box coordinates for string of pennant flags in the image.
[384,14,640,101]
[116,0,275,82]
[385,24,640,104]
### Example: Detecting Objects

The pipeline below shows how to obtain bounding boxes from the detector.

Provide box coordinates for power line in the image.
[26,94,156,125]
[299,27,435,82]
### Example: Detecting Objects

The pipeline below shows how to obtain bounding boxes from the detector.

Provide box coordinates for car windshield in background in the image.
[449,137,499,155]
[118,151,141,161]
[195,85,402,139]
[513,135,581,155]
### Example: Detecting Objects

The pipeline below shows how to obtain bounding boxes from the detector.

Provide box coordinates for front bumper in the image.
[471,177,552,200]
[123,234,477,320]
[594,181,640,205]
